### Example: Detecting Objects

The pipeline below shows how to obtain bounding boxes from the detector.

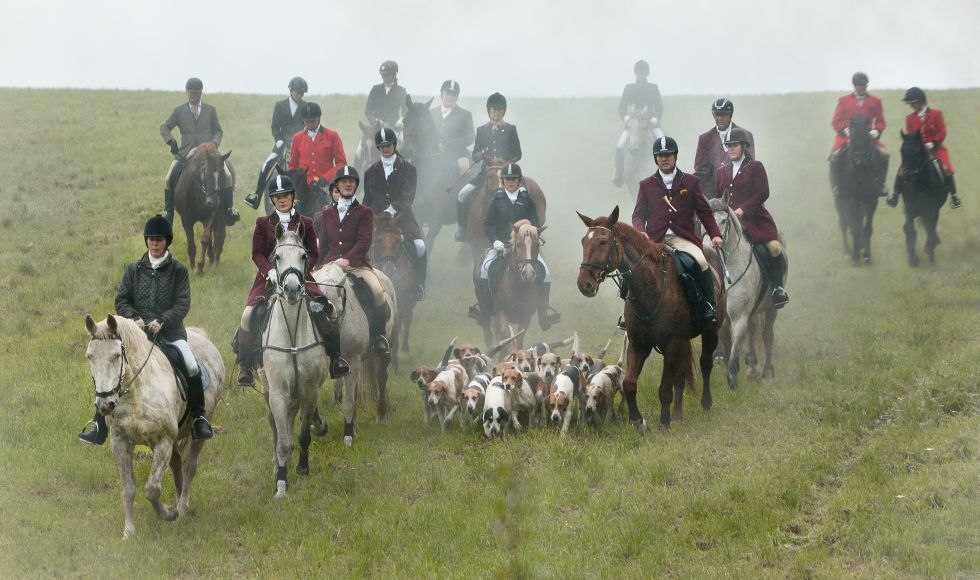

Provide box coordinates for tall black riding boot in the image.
[235,327,255,386]
[370,302,392,355]
[310,300,350,378]
[469,278,491,324]
[78,409,108,445]
[186,373,214,441]
[768,253,789,309]
[680,272,715,327]
[875,152,891,197]
[221,187,241,225]
[947,174,962,209]
[612,148,625,186]
[412,245,428,301]
[698,268,717,320]
[455,200,469,242]
[537,281,561,331]
[828,156,843,198]
[162,187,175,224]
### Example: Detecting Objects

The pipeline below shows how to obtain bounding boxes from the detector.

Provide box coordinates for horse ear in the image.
[608,206,620,225]
[576,211,595,227]
[221,151,232,161]
[275,222,286,240]
[538,225,548,235]
[512,223,521,234]
[85,314,97,337]
[107,314,117,334]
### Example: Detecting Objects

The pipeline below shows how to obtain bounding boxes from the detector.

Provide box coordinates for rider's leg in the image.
[308,298,351,379]
[469,250,496,323]
[536,256,560,331]
[946,172,962,209]
[162,160,179,223]
[828,148,843,198]
[875,145,890,197]
[410,238,427,301]
[456,184,477,241]
[169,339,213,440]
[612,129,629,186]
[236,306,257,385]
[247,151,280,209]
[349,267,391,355]
[765,241,789,308]
[220,161,241,225]
[665,236,716,326]
[78,406,108,445]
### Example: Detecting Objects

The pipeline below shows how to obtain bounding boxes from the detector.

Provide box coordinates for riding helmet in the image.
[486,92,507,110]
[143,215,174,245]
[288,76,308,92]
[652,136,679,156]
[379,60,399,75]
[634,59,650,75]
[711,98,734,115]
[851,71,869,85]
[266,174,296,197]
[332,165,360,189]
[185,77,203,91]
[724,128,751,146]
[375,127,397,148]
[441,79,460,94]
[903,86,926,103]
[500,163,522,178]
[302,102,322,119]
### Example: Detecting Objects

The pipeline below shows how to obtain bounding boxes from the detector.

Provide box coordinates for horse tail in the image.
[685,344,698,395]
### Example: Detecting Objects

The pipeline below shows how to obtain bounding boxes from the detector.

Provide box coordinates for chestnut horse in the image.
[577,206,725,431]
[371,212,417,369]
[482,219,545,349]
[174,142,233,274]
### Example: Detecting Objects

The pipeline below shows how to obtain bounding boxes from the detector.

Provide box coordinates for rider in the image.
[470,163,561,331]
[715,128,789,308]
[79,216,213,445]
[693,98,755,196]
[365,60,408,128]
[431,79,476,180]
[828,72,889,198]
[362,127,427,301]
[235,174,350,385]
[890,86,962,209]
[633,137,723,327]
[455,92,522,241]
[314,166,392,355]
[288,101,347,209]
[160,77,240,225]
[247,76,308,209]
[612,59,665,186]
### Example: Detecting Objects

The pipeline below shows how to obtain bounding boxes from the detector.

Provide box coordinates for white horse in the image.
[257,227,329,498]
[709,198,784,387]
[312,262,397,446]
[84,314,224,539]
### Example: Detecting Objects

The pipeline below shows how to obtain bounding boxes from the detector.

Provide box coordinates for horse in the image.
[258,226,329,498]
[371,212,417,369]
[577,206,724,431]
[622,105,656,200]
[464,166,549,263]
[173,142,233,274]
[893,130,949,266]
[83,314,224,539]
[258,166,327,218]
[352,119,383,175]
[312,262,397,446]
[709,197,783,387]
[480,219,545,349]
[834,115,881,265]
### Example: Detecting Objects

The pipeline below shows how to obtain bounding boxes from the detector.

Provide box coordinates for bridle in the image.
[580,225,666,321]
[716,207,753,288]
[89,334,158,400]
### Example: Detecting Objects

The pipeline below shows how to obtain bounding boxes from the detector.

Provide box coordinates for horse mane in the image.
[93,316,158,370]
[595,216,664,262]
[707,197,728,212]
[314,261,346,285]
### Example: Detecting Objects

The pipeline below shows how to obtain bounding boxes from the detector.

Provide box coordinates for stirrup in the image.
[950,194,962,209]
[192,417,214,440]
[616,316,627,331]
[78,420,106,445]
[771,288,789,309]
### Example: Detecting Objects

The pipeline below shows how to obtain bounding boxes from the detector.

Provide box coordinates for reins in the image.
[580,225,668,322]
[90,330,160,400]
[717,208,754,289]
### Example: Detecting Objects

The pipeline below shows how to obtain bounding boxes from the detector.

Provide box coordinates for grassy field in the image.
[0,86,976,578]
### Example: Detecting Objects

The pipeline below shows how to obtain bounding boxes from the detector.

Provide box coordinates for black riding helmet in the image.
[185,77,203,91]
[302,102,321,119]
[851,71,869,85]
[652,136,679,156]
[903,86,927,103]
[331,165,360,190]
[288,76,308,92]
[441,79,460,94]
[500,163,522,178]
[379,60,398,75]
[634,59,650,75]
[724,127,751,146]
[144,215,174,246]
[375,127,397,148]
[486,92,507,110]
[267,174,296,197]
[711,98,734,115]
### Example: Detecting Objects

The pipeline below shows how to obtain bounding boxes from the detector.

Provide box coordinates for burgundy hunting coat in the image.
[714,159,779,244]
[632,170,721,245]
[314,200,374,269]
[245,212,324,306]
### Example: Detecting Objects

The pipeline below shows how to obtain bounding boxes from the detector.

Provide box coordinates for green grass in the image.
[0,87,977,578]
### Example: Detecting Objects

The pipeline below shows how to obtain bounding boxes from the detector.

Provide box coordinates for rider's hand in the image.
[384,205,397,216]
[734,208,744,217]
[869,129,880,139]
[649,116,658,125]
[334,258,350,270]
[167,139,179,155]
[274,139,284,151]
[924,141,935,151]
[842,127,850,137]
[267,269,278,284]
[623,115,631,124]
[711,236,723,249]
[493,240,506,253]
[147,320,163,334]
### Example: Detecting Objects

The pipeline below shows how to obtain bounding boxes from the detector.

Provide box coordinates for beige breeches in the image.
[348,266,387,306]
[664,235,709,271]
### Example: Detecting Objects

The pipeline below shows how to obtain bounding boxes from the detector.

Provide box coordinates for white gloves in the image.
[147,320,163,334]
[133,318,144,329]
[843,127,850,137]
[384,205,396,216]
[925,142,935,151]
[493,240,506,253]
[267,269,278,284]
[649,116,659,125]
[623,115,630,124]
[275,139,284,150]
[869,129,880,139]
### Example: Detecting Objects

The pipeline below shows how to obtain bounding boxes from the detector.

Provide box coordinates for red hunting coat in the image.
[714,159,779,244]
[632,170,721,245]
[246,213,324,306]
[288,126,347,184]
[831,92,886,153]
[905,107,953,172]
[314,200,374,269]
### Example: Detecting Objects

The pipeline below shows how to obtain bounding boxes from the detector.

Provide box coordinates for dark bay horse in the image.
[174,142,232,274]
[834,115,881,265]
[371,212,417,369]
[400,96,457,251]
[577,207,725,431]
[482,220,545,349]
[893,131,948,266]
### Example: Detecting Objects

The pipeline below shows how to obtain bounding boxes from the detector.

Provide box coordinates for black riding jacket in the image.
[484,187,540,244]
[115,252,191,341]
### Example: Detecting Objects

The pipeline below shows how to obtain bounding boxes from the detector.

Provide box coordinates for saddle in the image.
[160,342,211,425]
[671,250,703,305]
[348,274,375,313]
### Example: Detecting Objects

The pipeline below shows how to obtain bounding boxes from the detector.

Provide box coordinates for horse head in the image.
[400,95,435,161]
[84,314,150,417]
[272,226,309,304]
[372,213,406,276]
[576,206,625,296]
[846,115,873,167]
[510,220,544,282]
[190,142,226,210]
[484,164,503,192]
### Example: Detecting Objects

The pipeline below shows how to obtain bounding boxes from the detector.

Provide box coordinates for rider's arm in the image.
[252,220,274,274]
[347,209,374,265]
[692,133,710,180]
[472,126,487,161]
[114,264,140,320]
[692,180,722,240]
[160,106,180,144]
[831,96,848,135]
[650,84,664,120]
[159,263,190,331]
[302,216,319,267]
[396,162,417,211]
[209,106,223,148]
[484,197,501,243]
[735,162,770,217]
[507,126,522,163]
[271,102,283,142]
[527,196,541,228]
[331,130,348,171]
[617,85,630,119]
[631,185,649,232]
[287,137,301,171]
[873,97,886,134]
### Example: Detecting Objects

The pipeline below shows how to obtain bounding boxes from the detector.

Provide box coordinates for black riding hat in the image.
[851,71,869,85]
[288,76,308,92]
[441,80,460,94]
[486,92,507,110]
[379,60,398,75]
[652,136,679,156]
[302,102,321,119]
[724,127,751,146]
[267,174,296,197]
[375,127,397,148]
[185,77,203,91]
[903,86,926,103]
[144,216,173,245]
[711,98,734,115]
[332,165,360,189]
[500,163,522,178]
[634,59,650,75]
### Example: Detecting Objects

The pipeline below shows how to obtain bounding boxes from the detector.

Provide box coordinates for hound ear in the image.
[275,222,286,240]
[107,314,118,334]
[85,314,97,337]
[504,352,516,362]
[410,369,421,381]
[576,211,594,227]
[608,206,620,225]
[453,348,462,360]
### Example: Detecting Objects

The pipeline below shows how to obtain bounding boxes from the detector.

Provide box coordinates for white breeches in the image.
[458,183,477,203]
[240,307,254,332]
[165,338,199,377]
[480,250,550,282]
[664,235,709,271]
[413,239,426,257]
[616,124,665,150]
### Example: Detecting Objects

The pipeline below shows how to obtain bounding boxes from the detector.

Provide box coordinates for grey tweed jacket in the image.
[160,102,223,155]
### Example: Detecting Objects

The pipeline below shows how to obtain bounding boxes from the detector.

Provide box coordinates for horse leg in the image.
[402,303,414,354]
[201,221,213,267]
[342,365,358,447]
[762,309,777,380]
[903,214,919,267]
[296,403,313,476]
[176,439,204,519]
[144,440,177,522]
[111,437,138,539]
[728,315,749,388]
[659,339,686,429]
[743,314,759,376]
[623,342,653,433]
[184,222,198,274]
[924,209,940,265]
[169,442,183,504]
[374,354,390,423]
[268,394,294,498]
[699,327,718,411]
[835,197,850,257]
[863,201,875,263]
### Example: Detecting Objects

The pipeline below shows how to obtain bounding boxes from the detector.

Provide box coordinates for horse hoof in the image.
[296,464,309,476]
[311,421,328,438]
[160,505,178,521]
[122,526,135,540]
[713,354,725,367]
[274,480,287,498]
[657,422,670,432]
[344,435,353,448]
[631,418,648,434]
[908,255,920,267]
[763,368,775,380]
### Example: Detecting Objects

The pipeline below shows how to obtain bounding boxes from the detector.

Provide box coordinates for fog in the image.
[2,0,978,98]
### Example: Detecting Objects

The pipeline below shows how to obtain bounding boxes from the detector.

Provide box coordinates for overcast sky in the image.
[2,0,978,98]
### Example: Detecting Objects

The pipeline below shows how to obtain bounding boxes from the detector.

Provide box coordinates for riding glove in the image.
[649,116,658,125]
[167,139,179,155]
[869,129,880,139]
[493,240,506,253]
[842,127,850,137]
[147,320,163,334]
[924,142,935,151]
[384,205,397,216]
[274,140,284,151]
